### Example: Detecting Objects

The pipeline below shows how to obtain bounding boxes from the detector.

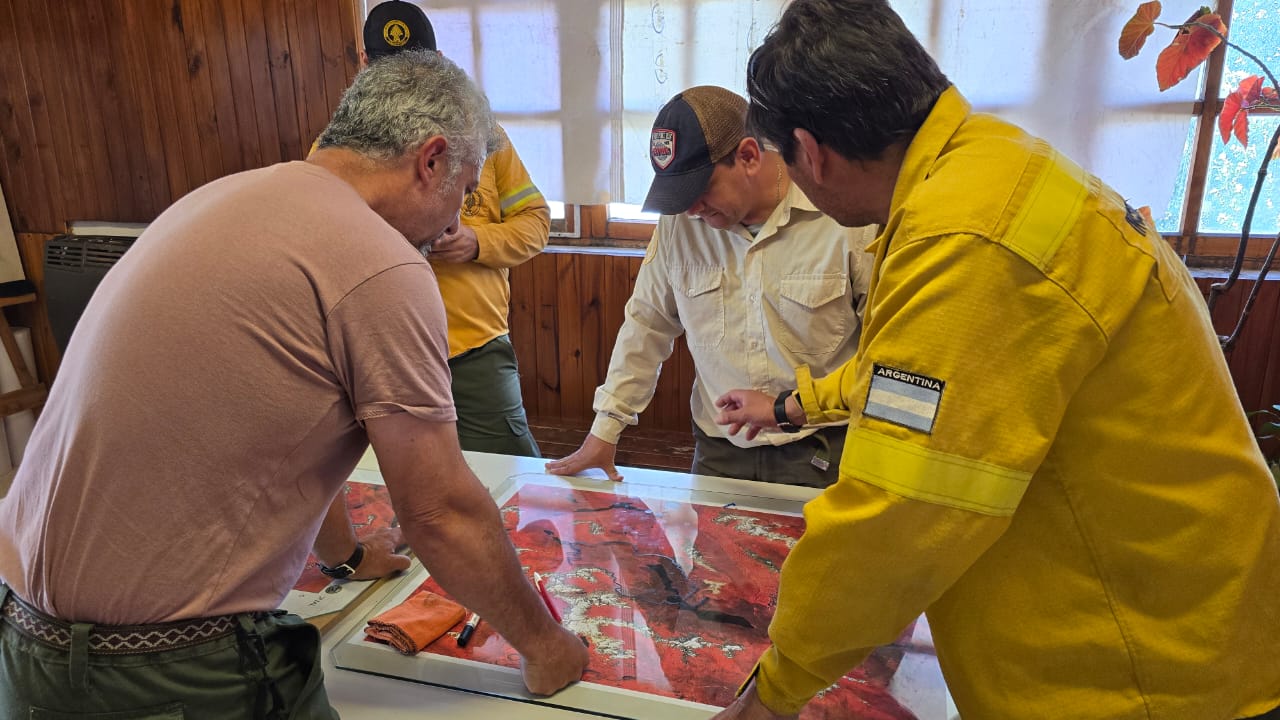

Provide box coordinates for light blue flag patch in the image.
[863,364,945,434]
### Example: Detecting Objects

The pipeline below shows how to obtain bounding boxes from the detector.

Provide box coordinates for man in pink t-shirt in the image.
[0,51,587,718]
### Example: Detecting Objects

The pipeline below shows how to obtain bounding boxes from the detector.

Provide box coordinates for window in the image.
[381,2,1277,264]
[1192,1,1278,235]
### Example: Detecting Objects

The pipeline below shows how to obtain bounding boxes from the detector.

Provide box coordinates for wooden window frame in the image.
[551,0,1275,271]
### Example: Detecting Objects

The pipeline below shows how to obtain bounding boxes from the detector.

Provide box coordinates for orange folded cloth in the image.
[365,590,466,655]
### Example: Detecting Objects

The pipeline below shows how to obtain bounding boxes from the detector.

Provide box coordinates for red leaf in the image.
[1119,1,1162,59]
[1220,76,1264,148]
[1219,92,1248,146]
[1155,12,1226,91]
[1138,206,1155,229]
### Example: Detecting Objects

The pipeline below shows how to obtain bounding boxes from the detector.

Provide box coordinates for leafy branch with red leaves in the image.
[1120,1,1279,350]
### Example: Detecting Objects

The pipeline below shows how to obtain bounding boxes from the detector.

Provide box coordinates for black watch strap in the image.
[774,390,803,433]
[319,542,365,579]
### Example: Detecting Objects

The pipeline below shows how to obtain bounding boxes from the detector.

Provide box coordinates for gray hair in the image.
[318,50,499,175]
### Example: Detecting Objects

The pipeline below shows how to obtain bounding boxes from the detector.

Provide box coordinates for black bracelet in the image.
[319,542,365,579]
[773,390,803,433]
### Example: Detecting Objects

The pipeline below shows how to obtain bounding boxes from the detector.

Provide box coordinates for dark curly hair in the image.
[746,0,950,164]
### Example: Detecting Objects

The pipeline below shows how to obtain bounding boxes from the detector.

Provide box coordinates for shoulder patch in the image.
[641,226,660,265]
[864,364,944,434]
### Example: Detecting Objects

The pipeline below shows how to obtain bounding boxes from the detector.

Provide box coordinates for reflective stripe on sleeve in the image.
[843,427,1031,516]
[500,183,542,216]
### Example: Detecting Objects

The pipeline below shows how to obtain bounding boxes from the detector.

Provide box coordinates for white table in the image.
[322,450,958,719]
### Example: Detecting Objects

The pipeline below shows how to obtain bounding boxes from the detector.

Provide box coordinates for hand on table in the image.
[350,526,411,581]
[520,623,591,696]
[544,434,624,482]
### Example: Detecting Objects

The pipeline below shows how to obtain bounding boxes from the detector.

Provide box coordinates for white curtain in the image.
[403,0,1206,223]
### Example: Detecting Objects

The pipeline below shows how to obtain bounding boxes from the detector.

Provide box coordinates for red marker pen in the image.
[532,572,562,623]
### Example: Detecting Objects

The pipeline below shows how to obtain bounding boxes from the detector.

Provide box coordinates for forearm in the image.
[397,469,560,655]
[756,477,1008,713]
[472,207,549,268]
[369,413,562,656]
[312,491,357,567]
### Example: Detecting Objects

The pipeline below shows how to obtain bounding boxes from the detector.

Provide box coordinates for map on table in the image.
[282,480,400,619]
[334,473,945,719]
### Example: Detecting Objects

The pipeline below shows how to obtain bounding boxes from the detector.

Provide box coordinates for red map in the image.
[293,482,397,593]
[391,484,920,718]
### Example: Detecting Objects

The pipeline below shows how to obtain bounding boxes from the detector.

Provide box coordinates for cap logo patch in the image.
[383,20,410,47]
[651,129,676,170]
[864,364,944,434]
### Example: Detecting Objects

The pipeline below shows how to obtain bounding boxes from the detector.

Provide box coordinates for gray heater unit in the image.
[43,235,135,353]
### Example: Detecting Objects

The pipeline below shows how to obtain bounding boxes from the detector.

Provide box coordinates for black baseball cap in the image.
[642,86,747,215]
[364,1,436,61]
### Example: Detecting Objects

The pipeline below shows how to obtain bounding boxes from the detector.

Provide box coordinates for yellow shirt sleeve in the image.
[469,131,549,269]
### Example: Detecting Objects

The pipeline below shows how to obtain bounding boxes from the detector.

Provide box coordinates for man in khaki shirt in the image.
[546,86,876,487]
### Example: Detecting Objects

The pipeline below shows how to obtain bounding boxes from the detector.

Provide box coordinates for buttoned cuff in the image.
[589,414,628,444]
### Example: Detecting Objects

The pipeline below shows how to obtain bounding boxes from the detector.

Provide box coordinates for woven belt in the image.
[1,593,239,655]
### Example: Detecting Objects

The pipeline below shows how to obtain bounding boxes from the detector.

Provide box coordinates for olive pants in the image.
[449,334,540,457]
[691,424,846,488]
[0,585,336,719]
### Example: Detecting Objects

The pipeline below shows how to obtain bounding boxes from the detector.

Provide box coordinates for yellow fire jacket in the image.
[431,125,548,357]
[756,87,1280,719]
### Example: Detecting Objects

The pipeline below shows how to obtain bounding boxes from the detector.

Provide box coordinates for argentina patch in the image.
[864,364,944,434]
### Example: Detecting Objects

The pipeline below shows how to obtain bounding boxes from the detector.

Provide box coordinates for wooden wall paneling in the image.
[508,261,538,418]
[532,254,561,419]
[105,0,169,219]
[155,1,212,195]
[197,0,255,177]
[12,0,75,229]
[177,0,227,185]
[554,253,586,421]
[0,0,54,231]
[286,0,333,148]
[58,1,118,221]
[261,0,305,161]
[35,2,107,222]
[1255,281,1280,414]
[217,0,267,170]
[240,0,284,166]
[314,0,353,121]
[74,0,138,220]
[336,0,362,84]
[600,254,632,377]
[124,2,191,203]
[1217,282,1246,368]
[1228,279,1278,413]
[575,254,604,423]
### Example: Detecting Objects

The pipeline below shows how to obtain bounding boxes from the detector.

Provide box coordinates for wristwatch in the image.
[774,390,804,433]
[318,542,365,579]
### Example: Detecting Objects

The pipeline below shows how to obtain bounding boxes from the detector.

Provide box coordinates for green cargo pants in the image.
[449,334,541,457]
[0,585,336,719]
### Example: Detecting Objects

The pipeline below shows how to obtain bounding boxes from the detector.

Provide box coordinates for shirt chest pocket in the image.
[776,273,853,355]
[672,266,725,349]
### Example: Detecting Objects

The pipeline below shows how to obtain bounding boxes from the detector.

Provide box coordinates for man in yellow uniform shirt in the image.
[712,1,1280,718]
[364,1,548,457]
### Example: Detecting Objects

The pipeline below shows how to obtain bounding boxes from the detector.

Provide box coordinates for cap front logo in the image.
[651,129,676,170]
[383,20,410,47]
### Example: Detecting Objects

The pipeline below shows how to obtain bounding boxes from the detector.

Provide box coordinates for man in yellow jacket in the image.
[364,1,548,457]
[712,1,1280,718]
